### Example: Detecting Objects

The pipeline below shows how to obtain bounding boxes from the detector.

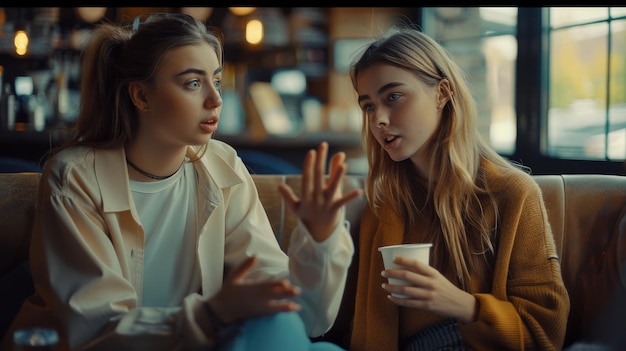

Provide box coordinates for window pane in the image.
[485,34,517,154]
[480,7,517,35]
[607,19,626,160]
[481,8,517,155]
[550,7,608,27]
[610,7,626,18]
[422,7,518,155]
[547,22,609,159]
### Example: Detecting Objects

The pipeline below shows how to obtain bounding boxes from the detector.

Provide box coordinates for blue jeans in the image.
[224,311,345,351]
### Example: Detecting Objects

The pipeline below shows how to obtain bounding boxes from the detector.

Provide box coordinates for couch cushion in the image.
[559,175,626,346]
[250,175,288,246]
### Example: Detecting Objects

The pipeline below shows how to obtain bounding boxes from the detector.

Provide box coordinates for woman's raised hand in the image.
[278,142,362,242]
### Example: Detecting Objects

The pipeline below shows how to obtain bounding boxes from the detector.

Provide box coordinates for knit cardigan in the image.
[350,161,570,351]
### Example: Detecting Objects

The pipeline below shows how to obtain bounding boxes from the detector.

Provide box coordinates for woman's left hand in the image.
[382,256,478,323]
[278,141,362,242]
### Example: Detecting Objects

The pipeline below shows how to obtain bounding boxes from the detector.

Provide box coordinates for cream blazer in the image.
[3,140,354,351]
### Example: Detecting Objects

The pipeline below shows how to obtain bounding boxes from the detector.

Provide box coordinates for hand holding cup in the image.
[378,243,433,298]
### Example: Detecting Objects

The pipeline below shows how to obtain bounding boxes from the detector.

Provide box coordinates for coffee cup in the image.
[378,243,433,298]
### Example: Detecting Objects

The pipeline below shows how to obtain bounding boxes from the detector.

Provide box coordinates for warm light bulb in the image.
[75,7,107,23]
[14,30,29,56]
[246,19,263,45]
[229,7,256,16]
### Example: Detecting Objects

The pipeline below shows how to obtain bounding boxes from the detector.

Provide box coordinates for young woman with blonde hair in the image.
[347,26,570,351]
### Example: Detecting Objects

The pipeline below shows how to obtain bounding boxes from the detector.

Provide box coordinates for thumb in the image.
[226,256,258,283]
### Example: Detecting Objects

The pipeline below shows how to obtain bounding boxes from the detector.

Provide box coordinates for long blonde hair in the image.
[350,26,529,288]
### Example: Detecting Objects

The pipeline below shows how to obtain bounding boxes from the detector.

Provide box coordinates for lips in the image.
[384,135,398,144]
[200,117,219,134]
[381,133,400,149]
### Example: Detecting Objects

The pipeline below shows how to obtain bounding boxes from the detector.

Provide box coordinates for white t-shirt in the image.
[129,162,199,307]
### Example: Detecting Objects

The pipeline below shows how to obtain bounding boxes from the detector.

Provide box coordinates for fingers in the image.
[300,147,316,202]
[282,142,363,238]
[393,257,434,275]
[313,141,329,196]
[215,277,302,322]
[227,256,258,283]
[261,279,301,299]
[256,280,302,313]
[278,184,299,213]
[325,151,362,209]
[334,188,363,209]
[328,150,346,178]
[268,299,301,312]
[381,271,430,300]
[302,142,329,203]
[300,142,329,204]
[326,152,346,188]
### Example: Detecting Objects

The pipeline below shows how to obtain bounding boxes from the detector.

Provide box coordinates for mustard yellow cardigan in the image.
[350,162,570,351]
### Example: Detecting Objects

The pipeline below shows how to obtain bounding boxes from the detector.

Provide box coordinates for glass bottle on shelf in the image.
[13,76,34,132]
[1,83,17,131]
[28,70,53,132]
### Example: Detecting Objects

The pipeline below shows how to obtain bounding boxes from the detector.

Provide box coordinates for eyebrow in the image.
[357,82,404,103]
[176,66,223,77]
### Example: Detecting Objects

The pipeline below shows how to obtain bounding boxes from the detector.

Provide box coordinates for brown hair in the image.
[51,13,223,160]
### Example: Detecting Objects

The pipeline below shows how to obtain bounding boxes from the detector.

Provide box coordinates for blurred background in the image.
[0,7,624,175]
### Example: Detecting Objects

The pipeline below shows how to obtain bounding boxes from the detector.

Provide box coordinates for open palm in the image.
[278,142,362,242]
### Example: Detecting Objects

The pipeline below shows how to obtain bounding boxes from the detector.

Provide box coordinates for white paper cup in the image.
[378,243,433,298]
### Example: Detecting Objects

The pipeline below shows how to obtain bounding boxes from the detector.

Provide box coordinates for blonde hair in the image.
[350,26,529,288]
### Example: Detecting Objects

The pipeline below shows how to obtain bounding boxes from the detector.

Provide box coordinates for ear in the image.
[128,81,149,112]
[436,79,452,109]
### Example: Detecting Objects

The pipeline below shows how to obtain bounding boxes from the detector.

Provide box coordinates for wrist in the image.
[204,300,228,332]
[460,294,478,323]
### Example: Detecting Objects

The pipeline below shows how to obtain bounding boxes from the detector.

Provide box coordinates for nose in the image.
[205,86,223,109]
[371,109,389,128]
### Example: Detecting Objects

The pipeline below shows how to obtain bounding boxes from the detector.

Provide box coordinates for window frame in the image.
[514,7,624,175]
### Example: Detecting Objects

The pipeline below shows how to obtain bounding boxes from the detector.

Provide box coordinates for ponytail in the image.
[74,25,133,147]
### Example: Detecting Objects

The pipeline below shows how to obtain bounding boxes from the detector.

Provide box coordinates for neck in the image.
[124,144,188,181]
[126,158,183,180]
